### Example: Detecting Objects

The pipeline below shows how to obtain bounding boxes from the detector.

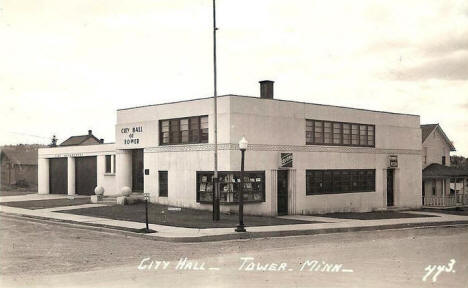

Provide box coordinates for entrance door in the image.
[277,170,288,215]
[49,158,67,194]
[387,169,394,207]
[75,156,97,195]
[132,149,144,192]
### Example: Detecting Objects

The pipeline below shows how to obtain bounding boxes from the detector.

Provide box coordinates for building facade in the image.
[38,82,423,215]
[421,124,468,207]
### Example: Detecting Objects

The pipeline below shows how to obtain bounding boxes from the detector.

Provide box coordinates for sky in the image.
[1,0,467,155]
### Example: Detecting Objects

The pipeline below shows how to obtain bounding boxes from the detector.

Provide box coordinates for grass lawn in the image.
[422,208,468,216]
[0,190,37,197]
[316,211,438,220]
[57,203,318,228]
[0,198,91,210]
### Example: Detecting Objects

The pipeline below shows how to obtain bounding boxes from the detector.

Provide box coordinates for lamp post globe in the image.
[236,136,248,232]
[239,136,248,150]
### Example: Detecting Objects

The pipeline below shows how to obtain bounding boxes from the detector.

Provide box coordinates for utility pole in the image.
[212,0,220,221]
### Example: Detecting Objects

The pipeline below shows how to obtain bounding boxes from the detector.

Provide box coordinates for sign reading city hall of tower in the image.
[121,126,143,144]
[115,121,158,149]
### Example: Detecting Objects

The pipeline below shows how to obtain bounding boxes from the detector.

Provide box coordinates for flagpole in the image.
[212,0,220,221]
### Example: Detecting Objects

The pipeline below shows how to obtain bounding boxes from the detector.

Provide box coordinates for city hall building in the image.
[38,81,422,215]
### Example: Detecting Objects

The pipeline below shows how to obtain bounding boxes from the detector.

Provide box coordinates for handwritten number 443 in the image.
[422,259,456,282]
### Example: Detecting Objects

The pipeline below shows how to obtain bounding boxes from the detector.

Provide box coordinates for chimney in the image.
[88,130,92,136]
[259,80,274,99]
[100,139,104,144]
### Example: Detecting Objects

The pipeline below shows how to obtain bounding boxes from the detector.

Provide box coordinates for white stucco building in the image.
[38,81,423,215]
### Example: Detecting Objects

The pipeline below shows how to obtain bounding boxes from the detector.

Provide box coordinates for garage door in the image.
[75,156,97,195]
[49,158,67,194]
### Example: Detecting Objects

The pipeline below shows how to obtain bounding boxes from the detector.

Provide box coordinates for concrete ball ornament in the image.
[94,186,104,195]
[121,186,132,196]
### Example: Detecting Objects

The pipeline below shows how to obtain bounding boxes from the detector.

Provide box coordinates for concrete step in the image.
[95,193,146,205]
[96,196,118,205]
[99,200,117,204]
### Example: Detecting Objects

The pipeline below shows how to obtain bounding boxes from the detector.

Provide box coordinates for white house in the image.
[38,81,423,215]
[421,124,468,207]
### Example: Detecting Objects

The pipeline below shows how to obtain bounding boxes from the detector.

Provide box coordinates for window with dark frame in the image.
[105,155,112,173]
[159,171,168,197]
[306,169,376,195]
[159,115,208,145]
[196,171,265,203]
[306,119,375,147]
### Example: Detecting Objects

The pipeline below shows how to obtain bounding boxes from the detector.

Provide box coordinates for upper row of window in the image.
[158,116,375,147]
[306,119,375,147]
[160,116,208,145]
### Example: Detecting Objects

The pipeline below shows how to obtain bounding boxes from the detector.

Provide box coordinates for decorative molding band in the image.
[145,143,233,153]
[145,143,421,155]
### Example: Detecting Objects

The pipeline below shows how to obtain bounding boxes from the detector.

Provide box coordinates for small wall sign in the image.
[388,155,398,168]
[54,153,84,158]
[280,153,293,168]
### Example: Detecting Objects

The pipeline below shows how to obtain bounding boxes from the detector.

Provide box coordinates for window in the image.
[306,169,376,195]
[161,120,170,144]
[306,119,375,147]
[105,155,111,173]
[306,120,314,143]
[450,178,455,195]
[159,171,168,197]
[190,117,200,143]
[180,119,189,143]
[159,115,208,145]
[105,155,115,174]
[351,124,359,145]
[442,156,446,166]
[314,121,323,143]
[197,171,265,203]
[324,122,332,144]
[367,126,374,146]
[343,123,351,145]
[333,122,342,144]
[170,119,180,143]
[200,116,208,142]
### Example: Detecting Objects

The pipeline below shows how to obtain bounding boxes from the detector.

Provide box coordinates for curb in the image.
[1,211,468,243]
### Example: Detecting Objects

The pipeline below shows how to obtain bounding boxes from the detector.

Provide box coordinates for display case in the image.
[197,171,265,204]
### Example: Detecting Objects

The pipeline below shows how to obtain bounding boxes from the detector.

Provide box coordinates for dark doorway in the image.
[132,149,144,192]
[49,158,67,194]
[277,170,289,215]
[387,169,394,207]
[75,156,97,195]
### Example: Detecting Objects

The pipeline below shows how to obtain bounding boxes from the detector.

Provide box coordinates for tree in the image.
[450,155,468,169]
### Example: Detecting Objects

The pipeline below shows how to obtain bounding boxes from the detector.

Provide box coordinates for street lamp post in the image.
[235,137,248,232]
[143,193,155,233]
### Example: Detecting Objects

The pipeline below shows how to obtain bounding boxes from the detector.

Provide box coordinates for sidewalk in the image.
[1,194,468,242]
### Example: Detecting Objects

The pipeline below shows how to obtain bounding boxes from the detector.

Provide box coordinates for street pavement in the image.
[0,215,467,288]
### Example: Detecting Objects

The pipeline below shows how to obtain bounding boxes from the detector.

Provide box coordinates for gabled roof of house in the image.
[421,124,438,142]
[420,124,456,151]
[0,148,38,165]
[423,163,468,178]
[60,130,102,146]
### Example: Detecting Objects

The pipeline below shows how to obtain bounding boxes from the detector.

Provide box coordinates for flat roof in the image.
[117,94,419,117]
